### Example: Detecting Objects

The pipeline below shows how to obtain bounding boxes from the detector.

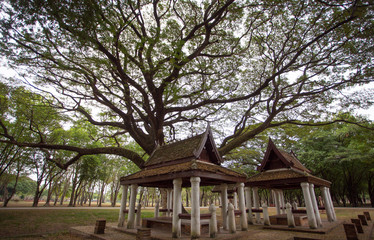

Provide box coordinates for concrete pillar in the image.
[245,187,253,225]
[279,190,286,214]
[118,185,128,227]
[234,192,238,209]
[292,201,298,210]
[320,187,334,222]
[135,203,142,226]
[172,178,182,238]
[154,199,159,218]
[228,203,236,233]
[127,184,138,229]
[220,183,228,230]
[300,182,317,229]
[167,188,172,217]
[286,202,295,228]
[273,189,281,215]
[262,203,270,226]
[209,204,218,238]
[190,177,201,239]
[252,187,261,223]
[326,188,337,221]
[237,183,248,231]
[309,184,322,227]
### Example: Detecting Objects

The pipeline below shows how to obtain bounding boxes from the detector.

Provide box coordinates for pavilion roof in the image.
[120,160,247,188]
[120,126,246,188]
[246,168,331,189]
[144,125,223,169]
[258,138,311,173]
[247,139,330,189]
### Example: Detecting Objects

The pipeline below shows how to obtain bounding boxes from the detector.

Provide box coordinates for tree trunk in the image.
[44,182,53,206]
[59,175,71,205]
[68,169,78,207]
[32,188,42,207]
[200,188,205,206]
[3,171,20,207]
[73,181,83,207]
[98,181,106,207]
[53,191,59,206]
[111,187,119,207]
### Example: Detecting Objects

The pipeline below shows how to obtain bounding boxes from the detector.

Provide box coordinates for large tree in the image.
[0,0,373,169]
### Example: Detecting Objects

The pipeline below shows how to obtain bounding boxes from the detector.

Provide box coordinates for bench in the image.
[123,209,137,213]
[292,209,307,214]
[246,208,263,213]
[159,209,173,213]
[178,213,212,219]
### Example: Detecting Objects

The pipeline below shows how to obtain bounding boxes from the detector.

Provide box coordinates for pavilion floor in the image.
[70,218,374,240]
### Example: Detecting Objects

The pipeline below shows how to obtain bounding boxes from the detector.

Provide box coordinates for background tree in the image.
[0,1,373,170]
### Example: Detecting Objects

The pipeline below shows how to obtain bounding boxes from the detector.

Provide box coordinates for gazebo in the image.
[118,126,247,238]
[245,138,337,229]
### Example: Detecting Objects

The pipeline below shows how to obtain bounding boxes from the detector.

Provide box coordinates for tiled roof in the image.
[278,149,310,173]
[122,160,246,181]
[144,134,204,167]
[259,138,311,173]
[246,168,330,188]
[248,168,309,182]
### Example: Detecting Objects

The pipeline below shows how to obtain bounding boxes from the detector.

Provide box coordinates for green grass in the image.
[0,208,154,238]
[1,207,373,239]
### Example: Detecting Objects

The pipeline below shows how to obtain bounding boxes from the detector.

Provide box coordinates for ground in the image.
[0,201,373,240]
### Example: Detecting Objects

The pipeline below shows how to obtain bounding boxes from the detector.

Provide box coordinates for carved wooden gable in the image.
[258,138,311,173]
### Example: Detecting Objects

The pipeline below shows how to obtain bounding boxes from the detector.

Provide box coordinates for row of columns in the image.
[117,181,337,235]
[245,183,336,229]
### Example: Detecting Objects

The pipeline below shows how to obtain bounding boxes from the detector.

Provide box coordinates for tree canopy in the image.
[0,0,373,169]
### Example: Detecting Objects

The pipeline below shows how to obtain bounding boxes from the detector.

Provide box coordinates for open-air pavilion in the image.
[118,126,247,238]
[245,138,337,229]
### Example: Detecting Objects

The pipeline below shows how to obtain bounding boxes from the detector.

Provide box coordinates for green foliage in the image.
[0,174,36,197]
[0,0,372,169]
[11,176,36,197]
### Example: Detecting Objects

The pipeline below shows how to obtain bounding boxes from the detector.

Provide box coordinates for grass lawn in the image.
[0,207,154,239]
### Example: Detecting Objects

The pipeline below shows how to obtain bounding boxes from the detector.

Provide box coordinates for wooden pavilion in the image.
[118,126,247,238]
[245,138,337,229]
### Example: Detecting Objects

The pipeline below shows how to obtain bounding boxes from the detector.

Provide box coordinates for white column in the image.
[172,178,182,238]
[262,203,270,226]
[118,185,128,227]
[228,203,236,233]
[309,184,322,227]
[292,201,298,210]
[273,190,281,215]
[245,187,253,225]
[221,183,228,230]
[320,187,334,222]
[154,199,160,218]
[209,204,218,238]
[286,202,295,228]
[135,203,142,226]
[234,192,238,209]
[326,188,337,221]
[300,182,317,229]
[167,188,172,217]
[237,183,248,231]
[252,187,261,223]
[279,190,286,214]
[127,184,138,229]
[190,177,201,239]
